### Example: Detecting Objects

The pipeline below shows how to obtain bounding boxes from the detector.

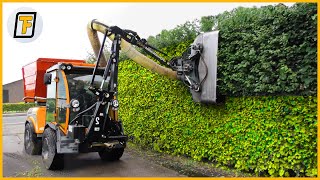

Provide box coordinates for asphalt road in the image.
[2,115,183,177]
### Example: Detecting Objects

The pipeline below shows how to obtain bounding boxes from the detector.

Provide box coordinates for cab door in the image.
[56,71,70,134]
[45,70,69,134]
[45,71,57,123]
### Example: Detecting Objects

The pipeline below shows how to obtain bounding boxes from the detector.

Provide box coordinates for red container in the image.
[22,58,86,102]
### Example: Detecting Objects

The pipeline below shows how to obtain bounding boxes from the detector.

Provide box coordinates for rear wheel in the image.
[99,148,124,161]
[42,127,64,170]
[24,123,42,155]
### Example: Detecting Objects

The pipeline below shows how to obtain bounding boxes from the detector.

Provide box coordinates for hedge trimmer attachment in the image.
[88,19,220,104]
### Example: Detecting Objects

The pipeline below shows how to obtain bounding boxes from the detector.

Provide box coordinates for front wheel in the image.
[42,127,64,170]
[24,123,42,155]
[99,148,124,161]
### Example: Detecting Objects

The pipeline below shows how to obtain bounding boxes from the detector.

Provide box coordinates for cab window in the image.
[45,71,56,122]
[57,71,68,124]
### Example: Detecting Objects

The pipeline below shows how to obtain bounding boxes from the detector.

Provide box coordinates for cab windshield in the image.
[66,73,107,126]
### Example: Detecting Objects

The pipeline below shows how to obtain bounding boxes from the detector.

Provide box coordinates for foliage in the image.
[3,103,36,113]
[118,60,317,177]
[149,3,317,96]
[117,4,317,177]
[86,44,128,64]
[215,3,317,96]
[200,15,215,32]
[147,20,200,50]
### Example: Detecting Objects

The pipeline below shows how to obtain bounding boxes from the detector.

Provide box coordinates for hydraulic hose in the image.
[87,19,178,80]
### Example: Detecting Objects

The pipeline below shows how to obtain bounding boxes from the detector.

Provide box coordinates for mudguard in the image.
[26,106,46,134]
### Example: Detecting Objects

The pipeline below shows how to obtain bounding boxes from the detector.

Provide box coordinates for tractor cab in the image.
[43,62,105,134]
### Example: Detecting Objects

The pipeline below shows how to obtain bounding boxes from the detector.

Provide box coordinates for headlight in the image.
[61,65,66,70]
[66,65,72,70]
[112,99,119,108]
[71,99,80,108]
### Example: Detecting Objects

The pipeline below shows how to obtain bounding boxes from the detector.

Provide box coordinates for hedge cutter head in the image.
[169,31,219,104]
[88,20,220,104]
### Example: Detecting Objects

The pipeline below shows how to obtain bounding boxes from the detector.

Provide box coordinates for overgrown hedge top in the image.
[147,3,317,96]
[216,3,317,96]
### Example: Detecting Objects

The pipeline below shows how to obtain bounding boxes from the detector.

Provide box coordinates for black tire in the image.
[99,148,124,161]
[24,123,42,155]
[42,127,64,170]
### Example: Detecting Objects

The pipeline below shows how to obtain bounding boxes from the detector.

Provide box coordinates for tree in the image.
[147,20,200,49]
[200,16,215,32]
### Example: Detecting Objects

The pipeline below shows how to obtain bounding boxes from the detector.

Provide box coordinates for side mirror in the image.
[44,73,52,85]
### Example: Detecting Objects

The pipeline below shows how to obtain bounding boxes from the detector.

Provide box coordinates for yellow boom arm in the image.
[87,20,178,80]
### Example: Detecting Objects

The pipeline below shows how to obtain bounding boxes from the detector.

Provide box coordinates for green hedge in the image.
[149,3,317,97]
[215,3,317,96]
[3,103,36,113]
[118,60,317,177]
[117,3,317,177]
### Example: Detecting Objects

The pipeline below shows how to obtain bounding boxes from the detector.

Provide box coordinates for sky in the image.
[2,2,295,84]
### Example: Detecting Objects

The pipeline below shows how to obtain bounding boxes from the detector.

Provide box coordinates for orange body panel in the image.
[27,106,46,134]
[59,71,70,135]
[22,58,92,103]
[24,58,97,133]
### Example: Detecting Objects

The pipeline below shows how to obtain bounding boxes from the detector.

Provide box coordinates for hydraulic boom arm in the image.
[87,19,178,80]
[87,19,220,104]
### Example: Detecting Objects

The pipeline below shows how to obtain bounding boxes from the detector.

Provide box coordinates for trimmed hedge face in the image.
[3,103,36,113]
[116,3,317,177]
[216,3,317,96]
[118,60,317,177]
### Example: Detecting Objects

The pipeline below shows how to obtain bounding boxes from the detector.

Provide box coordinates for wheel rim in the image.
[42,138,49,160]
[42,136,53,169]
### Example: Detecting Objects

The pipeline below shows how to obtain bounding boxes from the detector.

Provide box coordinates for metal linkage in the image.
[86,32,122,141]
[108,26,171,68]
[90,29,109,87]
[168,44,204,92]
[107,26,205,92]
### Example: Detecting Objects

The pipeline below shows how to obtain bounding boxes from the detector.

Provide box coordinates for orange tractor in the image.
[23,58,127,170]
[22,20,219,170]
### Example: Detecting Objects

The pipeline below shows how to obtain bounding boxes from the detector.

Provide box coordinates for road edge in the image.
[3,113,27,117]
